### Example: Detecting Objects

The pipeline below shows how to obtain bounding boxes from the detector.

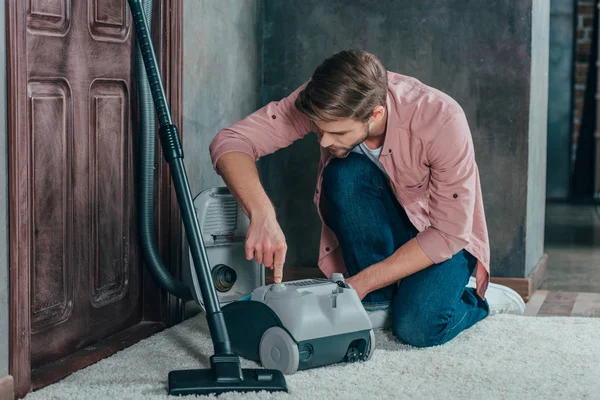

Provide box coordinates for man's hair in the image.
[295,49,388,123]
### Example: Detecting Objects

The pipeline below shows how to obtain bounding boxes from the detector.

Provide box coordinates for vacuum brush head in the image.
[168,354,287,396]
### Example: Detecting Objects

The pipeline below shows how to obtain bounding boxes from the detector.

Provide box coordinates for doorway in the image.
[535,0,600,317]
[6,0,184,397]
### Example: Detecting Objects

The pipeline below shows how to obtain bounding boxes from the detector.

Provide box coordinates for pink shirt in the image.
[209,71,490,300]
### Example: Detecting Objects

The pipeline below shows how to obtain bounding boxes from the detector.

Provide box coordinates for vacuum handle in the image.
[128,0,233,355]
[128,0,172,127]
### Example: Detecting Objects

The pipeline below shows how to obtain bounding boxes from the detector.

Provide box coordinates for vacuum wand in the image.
[128,1,287,394]
[128,0,230,355]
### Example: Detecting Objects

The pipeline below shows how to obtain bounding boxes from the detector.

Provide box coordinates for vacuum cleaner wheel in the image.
[259,327,299,375]
[364,329,376,361]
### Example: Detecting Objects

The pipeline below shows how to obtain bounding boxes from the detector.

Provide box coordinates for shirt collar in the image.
[380,87,399,157]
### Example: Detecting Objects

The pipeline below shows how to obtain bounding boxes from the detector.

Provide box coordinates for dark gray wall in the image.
[526,0,550,276]
[1,0,9,378]
[546,0,575,200]
[182,0,263,196]
[259,0,548,278]
[181,0,262,295]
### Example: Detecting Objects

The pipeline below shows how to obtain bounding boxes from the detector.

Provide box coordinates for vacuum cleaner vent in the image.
[188,187,264,309]
[285,279,330,287]
[203,198,238,236]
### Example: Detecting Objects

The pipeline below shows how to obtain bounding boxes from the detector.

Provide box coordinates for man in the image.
[209,49,525,348]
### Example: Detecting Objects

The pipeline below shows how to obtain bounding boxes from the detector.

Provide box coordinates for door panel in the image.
[22,0,142,369]
[29,79,73,334]
[89,0,130,42]
[27,0,71,36]
[89,80,130,309]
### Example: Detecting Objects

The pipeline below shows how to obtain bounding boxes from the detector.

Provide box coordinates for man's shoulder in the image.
[386,71,462,110]
[386,71,465,141]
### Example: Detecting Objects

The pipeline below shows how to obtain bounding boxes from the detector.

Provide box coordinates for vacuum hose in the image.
[135,0,193,301]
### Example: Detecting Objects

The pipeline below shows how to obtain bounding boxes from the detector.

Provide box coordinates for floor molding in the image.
[0,376,14,400]
[490,254,548,302]
[31,322,165,393]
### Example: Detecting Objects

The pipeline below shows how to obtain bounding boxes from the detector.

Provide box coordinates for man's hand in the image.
[245,211,287,283]
[344,238,434,301]
[345,275,367,300]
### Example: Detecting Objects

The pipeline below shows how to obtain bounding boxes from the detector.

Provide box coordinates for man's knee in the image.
[391,310,447,348]
[322,153,373,198]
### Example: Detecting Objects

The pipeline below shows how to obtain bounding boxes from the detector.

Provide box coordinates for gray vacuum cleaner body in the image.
[222,274,376,374]
[190,186,376,375]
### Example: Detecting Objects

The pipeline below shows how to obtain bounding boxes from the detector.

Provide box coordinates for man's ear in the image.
[372,105,385,122]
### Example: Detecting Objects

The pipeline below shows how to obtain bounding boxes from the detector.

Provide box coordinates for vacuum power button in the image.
[271,283,286,292]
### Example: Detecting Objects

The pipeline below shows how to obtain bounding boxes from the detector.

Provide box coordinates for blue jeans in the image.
[322,152,489,347]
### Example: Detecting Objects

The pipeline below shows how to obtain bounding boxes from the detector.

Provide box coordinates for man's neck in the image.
[364,109,388,149]
[364,137,384,150]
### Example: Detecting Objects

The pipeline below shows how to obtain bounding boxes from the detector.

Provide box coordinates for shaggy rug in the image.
[24,313,600,400]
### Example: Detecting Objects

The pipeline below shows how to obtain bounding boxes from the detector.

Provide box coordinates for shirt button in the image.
[271,115,276,119]
[453,193,458,198]
[388,149,392,153]
[325,247,330,251]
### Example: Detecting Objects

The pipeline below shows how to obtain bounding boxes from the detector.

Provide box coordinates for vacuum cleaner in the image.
[127,0,376,396]
[187,189,375,374]
[221,276,375,374]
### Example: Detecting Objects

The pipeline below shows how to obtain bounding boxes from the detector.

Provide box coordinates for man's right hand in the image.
[245,212,287,283]
[213,152,287,283]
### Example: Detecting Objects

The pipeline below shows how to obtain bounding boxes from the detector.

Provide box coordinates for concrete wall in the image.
[546,0,575,200]
[180,0,262,294]
[259,0,547,278]
[1,0,9,378]
[182,0,263,196]
[525,0,550,277]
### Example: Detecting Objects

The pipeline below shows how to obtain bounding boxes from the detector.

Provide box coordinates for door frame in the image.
[6,1,184,397]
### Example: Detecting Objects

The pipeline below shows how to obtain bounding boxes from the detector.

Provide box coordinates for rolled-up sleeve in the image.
[209,82,313,174]
[416,111,477,264]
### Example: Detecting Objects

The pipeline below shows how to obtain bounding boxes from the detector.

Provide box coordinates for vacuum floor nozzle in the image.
[168,354,287,396]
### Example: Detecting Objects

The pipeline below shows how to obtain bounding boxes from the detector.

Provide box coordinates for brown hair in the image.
[295,49,388,122]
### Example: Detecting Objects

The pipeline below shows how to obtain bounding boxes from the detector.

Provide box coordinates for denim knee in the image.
[322,153,377,200]
[392,312,448,348]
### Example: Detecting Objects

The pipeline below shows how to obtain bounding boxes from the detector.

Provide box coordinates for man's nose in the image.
[319,132,333,148]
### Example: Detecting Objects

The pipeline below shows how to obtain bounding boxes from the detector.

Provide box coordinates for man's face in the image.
[313,118,370,157]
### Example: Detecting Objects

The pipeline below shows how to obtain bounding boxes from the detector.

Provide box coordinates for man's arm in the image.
[209,82,313,282]
[346,238,433,300]
[347,112,477,299]
[215,152,275,221]
[215,152,288,283]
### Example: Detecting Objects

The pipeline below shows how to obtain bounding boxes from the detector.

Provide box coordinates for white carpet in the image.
[25,313,600,400]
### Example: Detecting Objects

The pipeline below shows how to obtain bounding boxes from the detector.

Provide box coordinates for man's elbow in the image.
[449,235,469,256]
[209,129,230,173]
[417,226,470,264]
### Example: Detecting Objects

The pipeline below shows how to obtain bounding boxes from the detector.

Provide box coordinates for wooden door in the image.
[7,0,184,397]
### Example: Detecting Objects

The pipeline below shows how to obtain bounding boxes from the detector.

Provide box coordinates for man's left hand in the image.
[345,275,367,300]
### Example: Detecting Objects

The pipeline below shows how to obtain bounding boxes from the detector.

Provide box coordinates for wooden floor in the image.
[527,202,600,317]
[542,202,600,293]
[525,290,600,317]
